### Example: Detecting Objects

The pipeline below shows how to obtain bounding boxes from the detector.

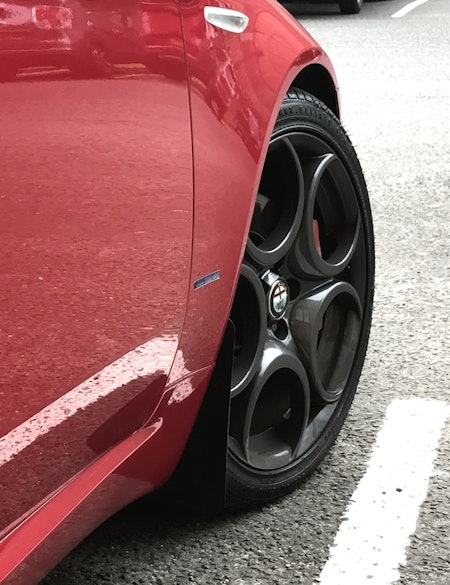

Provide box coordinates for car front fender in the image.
[169,0,339,383]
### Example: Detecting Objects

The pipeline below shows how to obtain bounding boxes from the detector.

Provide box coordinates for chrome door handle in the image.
[204,6,249,33]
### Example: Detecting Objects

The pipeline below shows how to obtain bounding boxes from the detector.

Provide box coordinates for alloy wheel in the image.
[226,91,374,505]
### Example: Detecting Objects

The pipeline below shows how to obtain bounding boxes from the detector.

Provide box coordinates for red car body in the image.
[0,1,339,582]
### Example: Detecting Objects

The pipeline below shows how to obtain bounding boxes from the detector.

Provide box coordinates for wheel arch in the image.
[290,64,340,118]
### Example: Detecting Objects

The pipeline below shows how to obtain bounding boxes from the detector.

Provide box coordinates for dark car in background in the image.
[283,0,364,15]
[338,0,363,14]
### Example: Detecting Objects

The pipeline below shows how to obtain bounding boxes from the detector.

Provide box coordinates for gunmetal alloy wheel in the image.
[226,90,374,507]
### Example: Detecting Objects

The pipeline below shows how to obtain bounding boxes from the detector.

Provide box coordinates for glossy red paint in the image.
[1,369,212,584]
[0,1,338,582]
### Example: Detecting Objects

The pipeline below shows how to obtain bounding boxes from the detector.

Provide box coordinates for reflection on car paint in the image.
[0,0,184,80]
[0,334,178,468]
[0,0,193,544]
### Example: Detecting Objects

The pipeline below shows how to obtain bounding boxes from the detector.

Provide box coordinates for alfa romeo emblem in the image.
[268,279,289,320]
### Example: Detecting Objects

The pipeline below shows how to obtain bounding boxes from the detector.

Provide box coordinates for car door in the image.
[0,0,192,538]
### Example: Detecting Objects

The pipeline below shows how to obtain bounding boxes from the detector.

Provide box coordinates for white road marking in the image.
[0,335,178,466]
[392,0,429,18]
[317,397,450,585]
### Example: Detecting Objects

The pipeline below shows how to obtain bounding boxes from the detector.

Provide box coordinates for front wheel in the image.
[339,0,363,14]
[226,90,374,508]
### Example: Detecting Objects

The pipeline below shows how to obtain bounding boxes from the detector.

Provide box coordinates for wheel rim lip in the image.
[245,137,304,267]
[230,263,267,397]
[230,341,310,471]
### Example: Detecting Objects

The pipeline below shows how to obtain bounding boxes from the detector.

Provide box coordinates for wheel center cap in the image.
[268,278,289,320]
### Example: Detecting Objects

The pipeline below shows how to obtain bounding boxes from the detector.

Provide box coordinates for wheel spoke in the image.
[290,281,362,403]
[246,137,304,266]
[229,264,267,397]
[287,144,361,279]
[229,340,310,470]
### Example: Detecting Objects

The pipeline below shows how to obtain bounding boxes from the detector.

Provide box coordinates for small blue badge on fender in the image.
[194,270,220,290]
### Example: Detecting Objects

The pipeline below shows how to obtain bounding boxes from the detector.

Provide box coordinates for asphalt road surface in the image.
[42,1,450,584]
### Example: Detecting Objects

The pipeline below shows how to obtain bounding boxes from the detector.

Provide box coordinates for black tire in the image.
[226,90,374,508]
[338,0,363,14]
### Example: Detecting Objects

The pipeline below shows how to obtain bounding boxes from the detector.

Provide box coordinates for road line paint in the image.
[392,0,429,18]
[0,335,178,466]
[318,397,450,585]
